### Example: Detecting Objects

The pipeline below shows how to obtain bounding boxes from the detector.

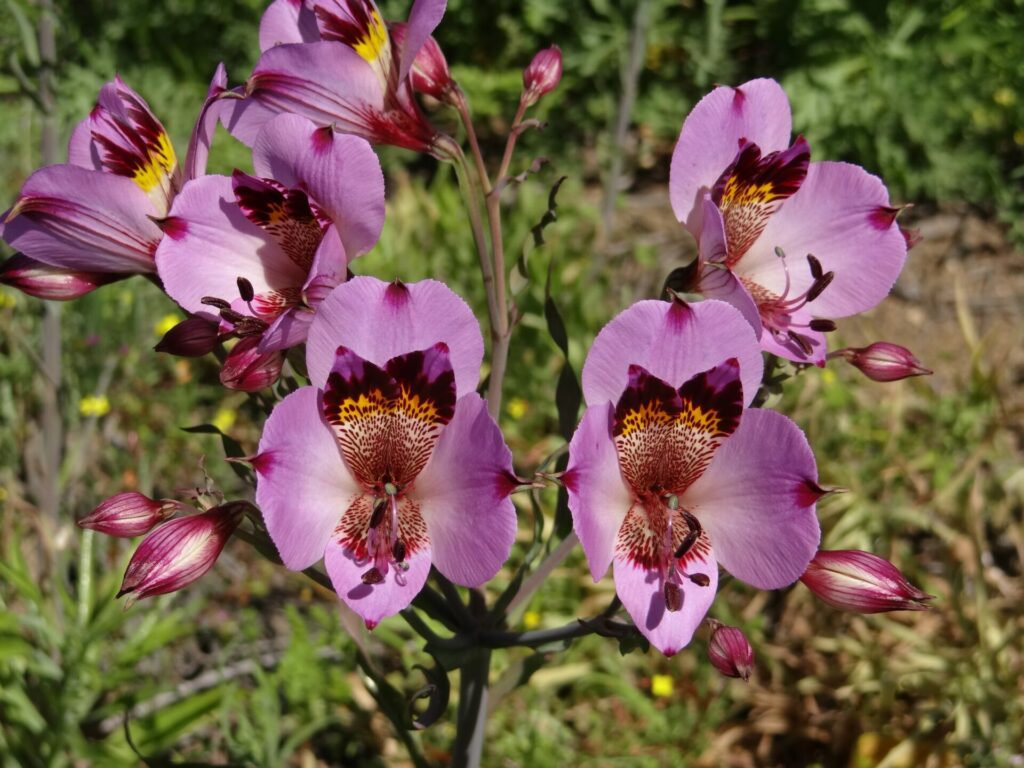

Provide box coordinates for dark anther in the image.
[219,308,245,324]
[237,276,255,303]
[369,497,387,529]
[361,567,385,585]
[688,572,711,587]
[233,316,268,337]
[787,330,814,355]
[806,271,835,302]
[664,582,683,612]
[392,540,407,563]
[807,253,823,280]
[201,296,231,310]
[809,319,837,333]
[674,529,700,559]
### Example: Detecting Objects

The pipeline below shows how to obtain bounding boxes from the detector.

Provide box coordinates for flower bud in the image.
[78,491,185,537]
[219,336,284,391]
[707,623,755,681]
[833,342,932,382]
[117,501,248,606]
[522,46,562,107]
[0,253,122,301]
[154,316,221,357]
[390,23,454,101]
[800,549,933,613]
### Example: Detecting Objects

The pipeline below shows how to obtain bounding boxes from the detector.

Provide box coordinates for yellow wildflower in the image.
[650,674,674,698]
[154,313,180,338]
[79,394,110,417]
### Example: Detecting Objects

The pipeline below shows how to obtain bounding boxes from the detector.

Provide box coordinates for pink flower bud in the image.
[833,342,932,382]
[390,23,453,101]
[800,549,933,613]
[155,316,221,357]
[707,623,755,681]
[117,501,248,606]
[522,46,562,107]
[0,253,123,301]
[78,491,185,537]
[219,336,284,391]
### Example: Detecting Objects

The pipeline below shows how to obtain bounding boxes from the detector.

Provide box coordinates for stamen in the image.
[809,319,837,332]
[674,529,700,559]
[687,572,711,587]
[806,271,835,303]
[237,276,255,303]
[392,540,406,563]
[807,253,823,280]
[369,497,387,529]
[787,330,814,355]
[201,296,231,310]
[664,581,683,612]
[361,567,385,585]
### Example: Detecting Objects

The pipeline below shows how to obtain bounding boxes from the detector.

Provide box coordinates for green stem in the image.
[452,648,491,768]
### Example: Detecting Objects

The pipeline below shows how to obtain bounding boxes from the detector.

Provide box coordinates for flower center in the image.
[359,483,411,586]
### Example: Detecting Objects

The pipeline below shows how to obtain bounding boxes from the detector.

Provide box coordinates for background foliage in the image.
[1,1,1022,766]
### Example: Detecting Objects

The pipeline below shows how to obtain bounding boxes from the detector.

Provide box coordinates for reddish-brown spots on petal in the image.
[712,137,810,266]
[615,499,711,571]
[335,493,429,562]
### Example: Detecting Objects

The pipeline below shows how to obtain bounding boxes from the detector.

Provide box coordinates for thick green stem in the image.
[452,648,491,768]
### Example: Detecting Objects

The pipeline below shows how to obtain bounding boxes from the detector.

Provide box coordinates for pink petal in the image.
[686,408,820,590]
[252,113,385,259]
[306,276,484,397]
[67,119,101,171]
[669,78,793,235]
[183,63,229,181]
[738,161,908,319]
[325,536,431,628]
[255,386,362,570]
[697,197,762,336]
[257,307,316,353]
[155,174,305,318]
[413,393,516,587]
[565,403,633,581]
[303,224,346,295]
[398,0,448,83]
[581,299,763,408]
[3,165,161,273]
[223,41,383,147]
[758,312,827,366]
[259,0,321,51]
[613,547,718,656]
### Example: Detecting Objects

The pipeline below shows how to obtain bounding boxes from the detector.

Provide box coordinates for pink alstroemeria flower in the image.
[565,298,822,655]
[1,68,227,283]
[225,0,453,158]
[668,78,908,364]
[155,113,384,384]
[254,277,517,628]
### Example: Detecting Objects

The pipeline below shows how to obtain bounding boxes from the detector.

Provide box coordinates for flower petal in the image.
[223,41,384,147]
[255,386,362,570]
[259,0,321,51]
[324,528,431,628]
[155,174,305,318]
[322,344,455,487]
[306,276,484,396]
[670,78,793,235]
[738,161,908,319]
[252,113,385,259]
[695,196,762,335]
[183,63,229,181]
[613,546,718,656]
[398,0,448,83]
[3,165,161,273]
[581,299,763,408]
[565,403,633,581]
[686,408,820,589]
[413,392,516,587]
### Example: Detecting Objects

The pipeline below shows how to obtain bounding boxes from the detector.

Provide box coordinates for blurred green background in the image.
[1,1,1022,766]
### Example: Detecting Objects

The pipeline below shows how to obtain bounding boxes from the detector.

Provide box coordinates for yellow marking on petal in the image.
[720,175,785,208]
[677,398,722,436]
[154,313,179,338]
[79,394,111,417]
[397,386,442,425]
[331,388,394,423]
[352,9,388,63]
[617,400,676,438]
[131,132,177,193]
[651,674,674,698]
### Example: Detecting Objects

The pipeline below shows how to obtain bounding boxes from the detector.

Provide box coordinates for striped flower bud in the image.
[78,492,185,538]
[800,549,933,613]
[707,623,755,681]
[0,253,123,301]
[154,316,221,357]
[522,46,562,107]
[117,501,248,606]
[832,342,932,382]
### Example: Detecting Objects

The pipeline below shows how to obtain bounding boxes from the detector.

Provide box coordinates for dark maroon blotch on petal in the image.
[677,358,743,435]
[612,365,682,438]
